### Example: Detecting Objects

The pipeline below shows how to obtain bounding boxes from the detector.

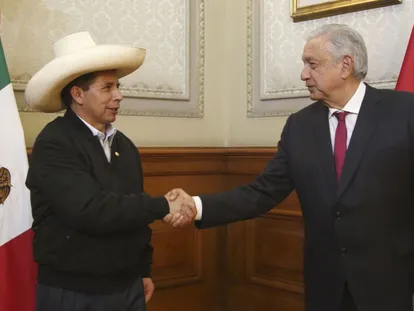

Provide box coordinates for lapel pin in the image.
[115,152,120,157]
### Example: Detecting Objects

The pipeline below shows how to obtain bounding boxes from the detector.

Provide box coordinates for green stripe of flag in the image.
[0,39,11,91]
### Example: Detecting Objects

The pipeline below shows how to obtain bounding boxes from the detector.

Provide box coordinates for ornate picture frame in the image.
[291,0,403,22]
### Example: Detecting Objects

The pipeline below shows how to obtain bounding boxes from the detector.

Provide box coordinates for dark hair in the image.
[60,72,98,108]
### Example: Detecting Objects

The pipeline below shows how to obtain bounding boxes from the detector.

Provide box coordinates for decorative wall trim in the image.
[247,0,308,118]
[10,0,205,118]
[259,79,397,100]
[246,0,255,116]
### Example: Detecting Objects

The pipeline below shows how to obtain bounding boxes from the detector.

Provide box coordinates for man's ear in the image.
[70,86,84,106]
[341,55,354,79]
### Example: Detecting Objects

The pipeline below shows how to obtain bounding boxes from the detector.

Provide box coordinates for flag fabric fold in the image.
[0,38,37,311]
[396,26,414,92]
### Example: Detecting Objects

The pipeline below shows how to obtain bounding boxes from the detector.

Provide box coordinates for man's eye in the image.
[310,63,317,69]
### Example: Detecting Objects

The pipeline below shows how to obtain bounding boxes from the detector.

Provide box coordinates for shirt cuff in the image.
[192,196,203,220]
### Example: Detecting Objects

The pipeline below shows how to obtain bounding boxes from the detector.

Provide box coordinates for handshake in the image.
[163,188,197,228]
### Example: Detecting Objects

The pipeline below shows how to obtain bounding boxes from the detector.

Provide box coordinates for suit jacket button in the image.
[341,248,347,255]
[336,212,341,219]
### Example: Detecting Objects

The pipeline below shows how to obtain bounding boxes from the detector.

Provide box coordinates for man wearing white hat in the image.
[25,32,195,311]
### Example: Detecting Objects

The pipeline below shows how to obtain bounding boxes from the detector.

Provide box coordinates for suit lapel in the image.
[336,85,381,199]
[312,102,338,196]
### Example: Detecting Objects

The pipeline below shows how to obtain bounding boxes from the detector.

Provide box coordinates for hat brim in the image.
[24,45,146,113]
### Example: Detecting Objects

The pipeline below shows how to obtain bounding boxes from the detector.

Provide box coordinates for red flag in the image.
[396,26,414,92]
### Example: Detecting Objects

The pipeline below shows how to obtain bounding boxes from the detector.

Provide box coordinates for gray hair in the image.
[307,24,368,80]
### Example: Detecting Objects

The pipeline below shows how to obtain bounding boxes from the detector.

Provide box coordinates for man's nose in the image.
[114,88,123,101]
[301,66,310,81]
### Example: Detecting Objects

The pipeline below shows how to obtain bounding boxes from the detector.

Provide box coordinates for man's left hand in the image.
[143,277,155,303]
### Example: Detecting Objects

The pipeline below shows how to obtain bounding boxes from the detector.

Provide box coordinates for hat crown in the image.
[53,32,96,57]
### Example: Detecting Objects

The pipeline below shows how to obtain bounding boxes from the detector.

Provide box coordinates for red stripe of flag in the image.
[0,229,37,311]
[396,26,414,92]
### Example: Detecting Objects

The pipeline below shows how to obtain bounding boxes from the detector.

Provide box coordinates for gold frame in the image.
[291,0,403,22]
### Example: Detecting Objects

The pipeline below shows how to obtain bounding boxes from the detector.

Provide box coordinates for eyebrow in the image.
[101,81,121,88]
[302,56,317,62]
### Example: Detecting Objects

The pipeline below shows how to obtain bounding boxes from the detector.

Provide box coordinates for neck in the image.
[70,106,107,132]
[324,79,361,110]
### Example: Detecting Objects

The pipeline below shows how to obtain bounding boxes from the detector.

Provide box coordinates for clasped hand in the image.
[163,189,196,227]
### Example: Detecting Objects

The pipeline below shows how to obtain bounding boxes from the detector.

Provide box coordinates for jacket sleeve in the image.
[26,136,169,235]
[134,146,153,278]
[141,244,153,278]
[196,115,295,228]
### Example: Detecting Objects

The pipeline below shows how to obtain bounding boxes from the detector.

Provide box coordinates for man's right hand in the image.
[163,189,196,227]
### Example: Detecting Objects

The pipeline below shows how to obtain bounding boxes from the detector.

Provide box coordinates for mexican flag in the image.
[0,38,37,310]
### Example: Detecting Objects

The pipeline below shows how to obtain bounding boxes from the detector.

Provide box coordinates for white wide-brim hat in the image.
[25,32,146,113]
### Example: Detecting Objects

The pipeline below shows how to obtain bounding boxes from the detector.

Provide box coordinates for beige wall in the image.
[11,0,412,147]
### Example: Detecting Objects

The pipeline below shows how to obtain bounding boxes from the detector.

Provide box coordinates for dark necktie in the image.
[334,111,349,181]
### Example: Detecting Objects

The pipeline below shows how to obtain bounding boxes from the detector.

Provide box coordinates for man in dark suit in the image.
[25,32,195,311]
[164,24,414,311]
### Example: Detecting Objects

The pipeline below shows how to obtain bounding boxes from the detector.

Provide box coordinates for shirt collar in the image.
[328,82,366,118]
[77,115,117,144]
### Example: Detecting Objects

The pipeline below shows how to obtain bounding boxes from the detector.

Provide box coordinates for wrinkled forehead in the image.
[91,70,119,84]
[302,36,331,62]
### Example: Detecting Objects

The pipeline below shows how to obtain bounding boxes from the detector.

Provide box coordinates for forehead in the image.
[302,36,330,61]
[91,70,119,85]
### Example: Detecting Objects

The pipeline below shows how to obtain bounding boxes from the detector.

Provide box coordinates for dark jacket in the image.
[197,85,414,311]
[26,108,169,294]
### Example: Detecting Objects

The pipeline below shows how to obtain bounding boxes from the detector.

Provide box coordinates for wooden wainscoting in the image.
[139,148,231,311]
[139,147,304,311]
[222,149,304,311]
[27,147,304,311]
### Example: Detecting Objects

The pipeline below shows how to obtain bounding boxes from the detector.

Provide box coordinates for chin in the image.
[106,116,116,123]
[309,91,324,101]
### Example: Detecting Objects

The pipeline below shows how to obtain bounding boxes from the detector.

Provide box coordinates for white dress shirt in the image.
[77,116,117,162]
[328,82,366,151]
[192,82,366,221]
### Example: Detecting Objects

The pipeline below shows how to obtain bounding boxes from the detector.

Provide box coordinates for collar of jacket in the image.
[63,108,101,140]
